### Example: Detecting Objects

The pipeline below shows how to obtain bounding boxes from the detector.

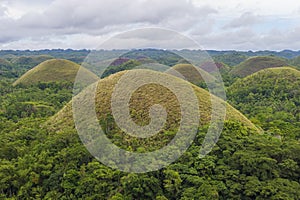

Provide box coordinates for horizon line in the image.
[0,48,299,52]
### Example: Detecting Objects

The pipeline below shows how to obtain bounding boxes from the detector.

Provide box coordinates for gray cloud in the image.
[194,25,300,51]
[0,5,7,17]
[1,0,300,50]
[223,12,263,29]
[259,27,300,50]
[0,0,217,45]
[195,28,257,50]
[99,28,199,50]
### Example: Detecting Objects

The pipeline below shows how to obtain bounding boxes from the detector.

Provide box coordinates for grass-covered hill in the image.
[3,67,300,199]
[166,64,216,88]
[47,69,259,151]
[2,50,300,199]
[199,61,230,73]
[36,69,300,199]
[227,67,300,138]
[230,56,289,77]
[13,59,99,86]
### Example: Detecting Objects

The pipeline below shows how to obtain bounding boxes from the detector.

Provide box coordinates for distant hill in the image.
[212,53,248,67]
[47,69,260,151]
[1,49,300,61]
[289,55,300,69]
[109,57,130,66]
[0,58,13,77]
[208,49,300,59]
[0,55,55,78]
[122,49,183,66]
[227,67,300,138]
[230,56,289,77]
[98,49,184,78]
[0,58,11,67]
[199,61,230,73]
[166,64,216,87]
[11,55,54,67]
[101,59,142,78]
[99,49,191,78]
[0,49,91,62]
[13,59,99,86]
[7,55,55,78]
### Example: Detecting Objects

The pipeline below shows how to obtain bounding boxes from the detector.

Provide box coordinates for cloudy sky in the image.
[1,0,300,50]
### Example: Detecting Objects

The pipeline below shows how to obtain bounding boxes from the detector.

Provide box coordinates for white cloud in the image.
[1,0,300,50]
[0,5,6,17]
[195,26,300,51]
[192,0,300,17]
[0,0,215,42]
[223,12,262,29]
[16,0,213,30]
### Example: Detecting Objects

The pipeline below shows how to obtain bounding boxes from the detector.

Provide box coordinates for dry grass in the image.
[13,59,99,86]
[166,64,216,86]
[46,69,260,151]
[230,56,289,77]
[233,67,300,83]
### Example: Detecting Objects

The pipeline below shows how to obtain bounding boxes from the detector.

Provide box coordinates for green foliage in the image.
[227,67,300,139]
[0,80,73,120]
[1,53,300,199]
[3,112,300,199]
[289,55,300,69]
[0,58,15,78]
[0,55,54,79]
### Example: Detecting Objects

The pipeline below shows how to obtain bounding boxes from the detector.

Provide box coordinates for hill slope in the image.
[227,67,300,138]
[230,56,289,77]
[13,59,99,86]
[166,64,216,87]
[47,69,260,151]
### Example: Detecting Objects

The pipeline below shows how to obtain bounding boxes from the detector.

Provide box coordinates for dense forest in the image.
[1,49,300,199]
